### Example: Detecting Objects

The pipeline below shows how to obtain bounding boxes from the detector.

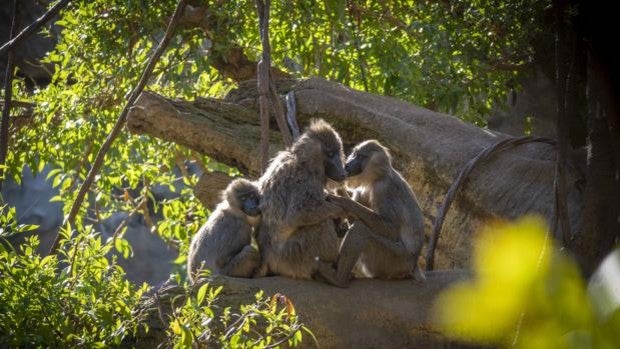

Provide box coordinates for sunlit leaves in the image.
[0,229,147,347]
[166,285,309,348]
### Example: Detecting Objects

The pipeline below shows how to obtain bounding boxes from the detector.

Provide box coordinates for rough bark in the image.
[127,271,471,348]
[127,77,584,268]
[572,52,620,275]
[193,170,239,208]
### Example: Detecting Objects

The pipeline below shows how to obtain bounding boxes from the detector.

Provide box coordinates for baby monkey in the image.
[187,178,261,283]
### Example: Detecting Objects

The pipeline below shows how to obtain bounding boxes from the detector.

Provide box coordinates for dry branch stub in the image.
[194,170,234,208]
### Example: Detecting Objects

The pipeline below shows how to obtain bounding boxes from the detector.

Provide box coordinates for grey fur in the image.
[187,179,261,283]
[319,140,426,287]
[255,119,346,279]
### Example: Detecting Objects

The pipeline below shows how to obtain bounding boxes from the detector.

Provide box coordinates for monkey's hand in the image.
[326,194,358,218]
[324,200,348,219]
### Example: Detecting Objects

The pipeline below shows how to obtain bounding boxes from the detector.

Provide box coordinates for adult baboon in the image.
[318,140,425,287]
[255,119,347,279]
[187,178,261,283]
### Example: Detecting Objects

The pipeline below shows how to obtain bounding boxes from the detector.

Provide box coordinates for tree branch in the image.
[0,0,19,191]
[0,0,70,57]
[255,0,293,172]
[552,0,571,245]
[127,77,585,268]
[425,136,556,271]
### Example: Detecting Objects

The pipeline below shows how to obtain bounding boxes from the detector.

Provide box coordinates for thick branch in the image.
[194,170,234,207]
[127,77,584,268]
[128,271,469,348]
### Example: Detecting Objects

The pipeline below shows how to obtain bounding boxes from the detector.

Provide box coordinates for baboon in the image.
[255,119,347,279]
[187,178,261,283]
[318,140,425,287]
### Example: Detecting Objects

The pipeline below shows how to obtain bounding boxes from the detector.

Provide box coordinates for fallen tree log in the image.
[127,77,583,268]
[127,271,470,348]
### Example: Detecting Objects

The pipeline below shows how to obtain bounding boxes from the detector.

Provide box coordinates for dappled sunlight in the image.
[434,216,620,348]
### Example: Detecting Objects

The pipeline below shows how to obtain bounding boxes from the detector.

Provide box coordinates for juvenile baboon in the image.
[318,140,425,287]
[255,119,347,279]
[187,178,261,283]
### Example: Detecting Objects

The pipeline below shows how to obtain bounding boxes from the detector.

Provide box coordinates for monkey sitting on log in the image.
[187,178,261,283]
[318,140,426,287]
[255,119,348,279]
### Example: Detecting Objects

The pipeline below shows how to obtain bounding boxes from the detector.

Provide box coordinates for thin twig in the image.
[347,4,369,92]
[0,0,70,57]
[0,0,19,191]
[255,0,293,174]
[111,197,147,246]
[256,0,272,172]
[48,0,189,256]
[269,81,294,147]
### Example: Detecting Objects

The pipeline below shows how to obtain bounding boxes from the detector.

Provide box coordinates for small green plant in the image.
[166,282,313,348]
[0,204,38,239]
[0,225,148,348]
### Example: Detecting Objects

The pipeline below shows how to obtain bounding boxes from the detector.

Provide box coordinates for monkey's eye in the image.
[327,151,335,158]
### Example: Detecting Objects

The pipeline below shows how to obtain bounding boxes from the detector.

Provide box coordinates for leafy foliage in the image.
[166,284,310,348]
[2,0,552,346]
[7,0,549,255]
[0,227,148,347]
[433,216,620,348]
[249,0,547,123]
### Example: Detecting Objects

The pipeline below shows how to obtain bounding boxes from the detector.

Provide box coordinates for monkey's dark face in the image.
[345,140,390,179]
[238,191,261,217]
[344,150,369,177]
[300,118,346,182]
[323,147,347,182]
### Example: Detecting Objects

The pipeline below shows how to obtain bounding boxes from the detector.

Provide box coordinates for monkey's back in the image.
[187,205,253,277]
[258,151,339,278]
[355,169,425,278]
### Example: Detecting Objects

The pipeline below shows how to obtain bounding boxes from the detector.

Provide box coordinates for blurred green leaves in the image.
[434,216,620,348]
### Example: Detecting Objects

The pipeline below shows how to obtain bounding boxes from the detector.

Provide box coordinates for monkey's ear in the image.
[297,136,322,162]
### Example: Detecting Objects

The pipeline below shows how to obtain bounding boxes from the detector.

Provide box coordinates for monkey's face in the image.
[344,150,368,177]
[238,191,261,217]
[323,147,347,182]
[345,140,391,180]
[227,179,261,217]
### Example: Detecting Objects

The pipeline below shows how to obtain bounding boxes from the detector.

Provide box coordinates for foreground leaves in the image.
[434,216,620,348]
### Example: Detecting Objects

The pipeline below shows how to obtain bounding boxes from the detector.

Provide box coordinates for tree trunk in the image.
[127,77,584,269]
[572,52,620,275]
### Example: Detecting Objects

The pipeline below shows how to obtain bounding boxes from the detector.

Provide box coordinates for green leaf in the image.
[196,283,208,305]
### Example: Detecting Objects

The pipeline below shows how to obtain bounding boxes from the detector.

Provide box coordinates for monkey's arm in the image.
[221,245,261,278]
[326,194,396,238]
[283,198,345,232]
